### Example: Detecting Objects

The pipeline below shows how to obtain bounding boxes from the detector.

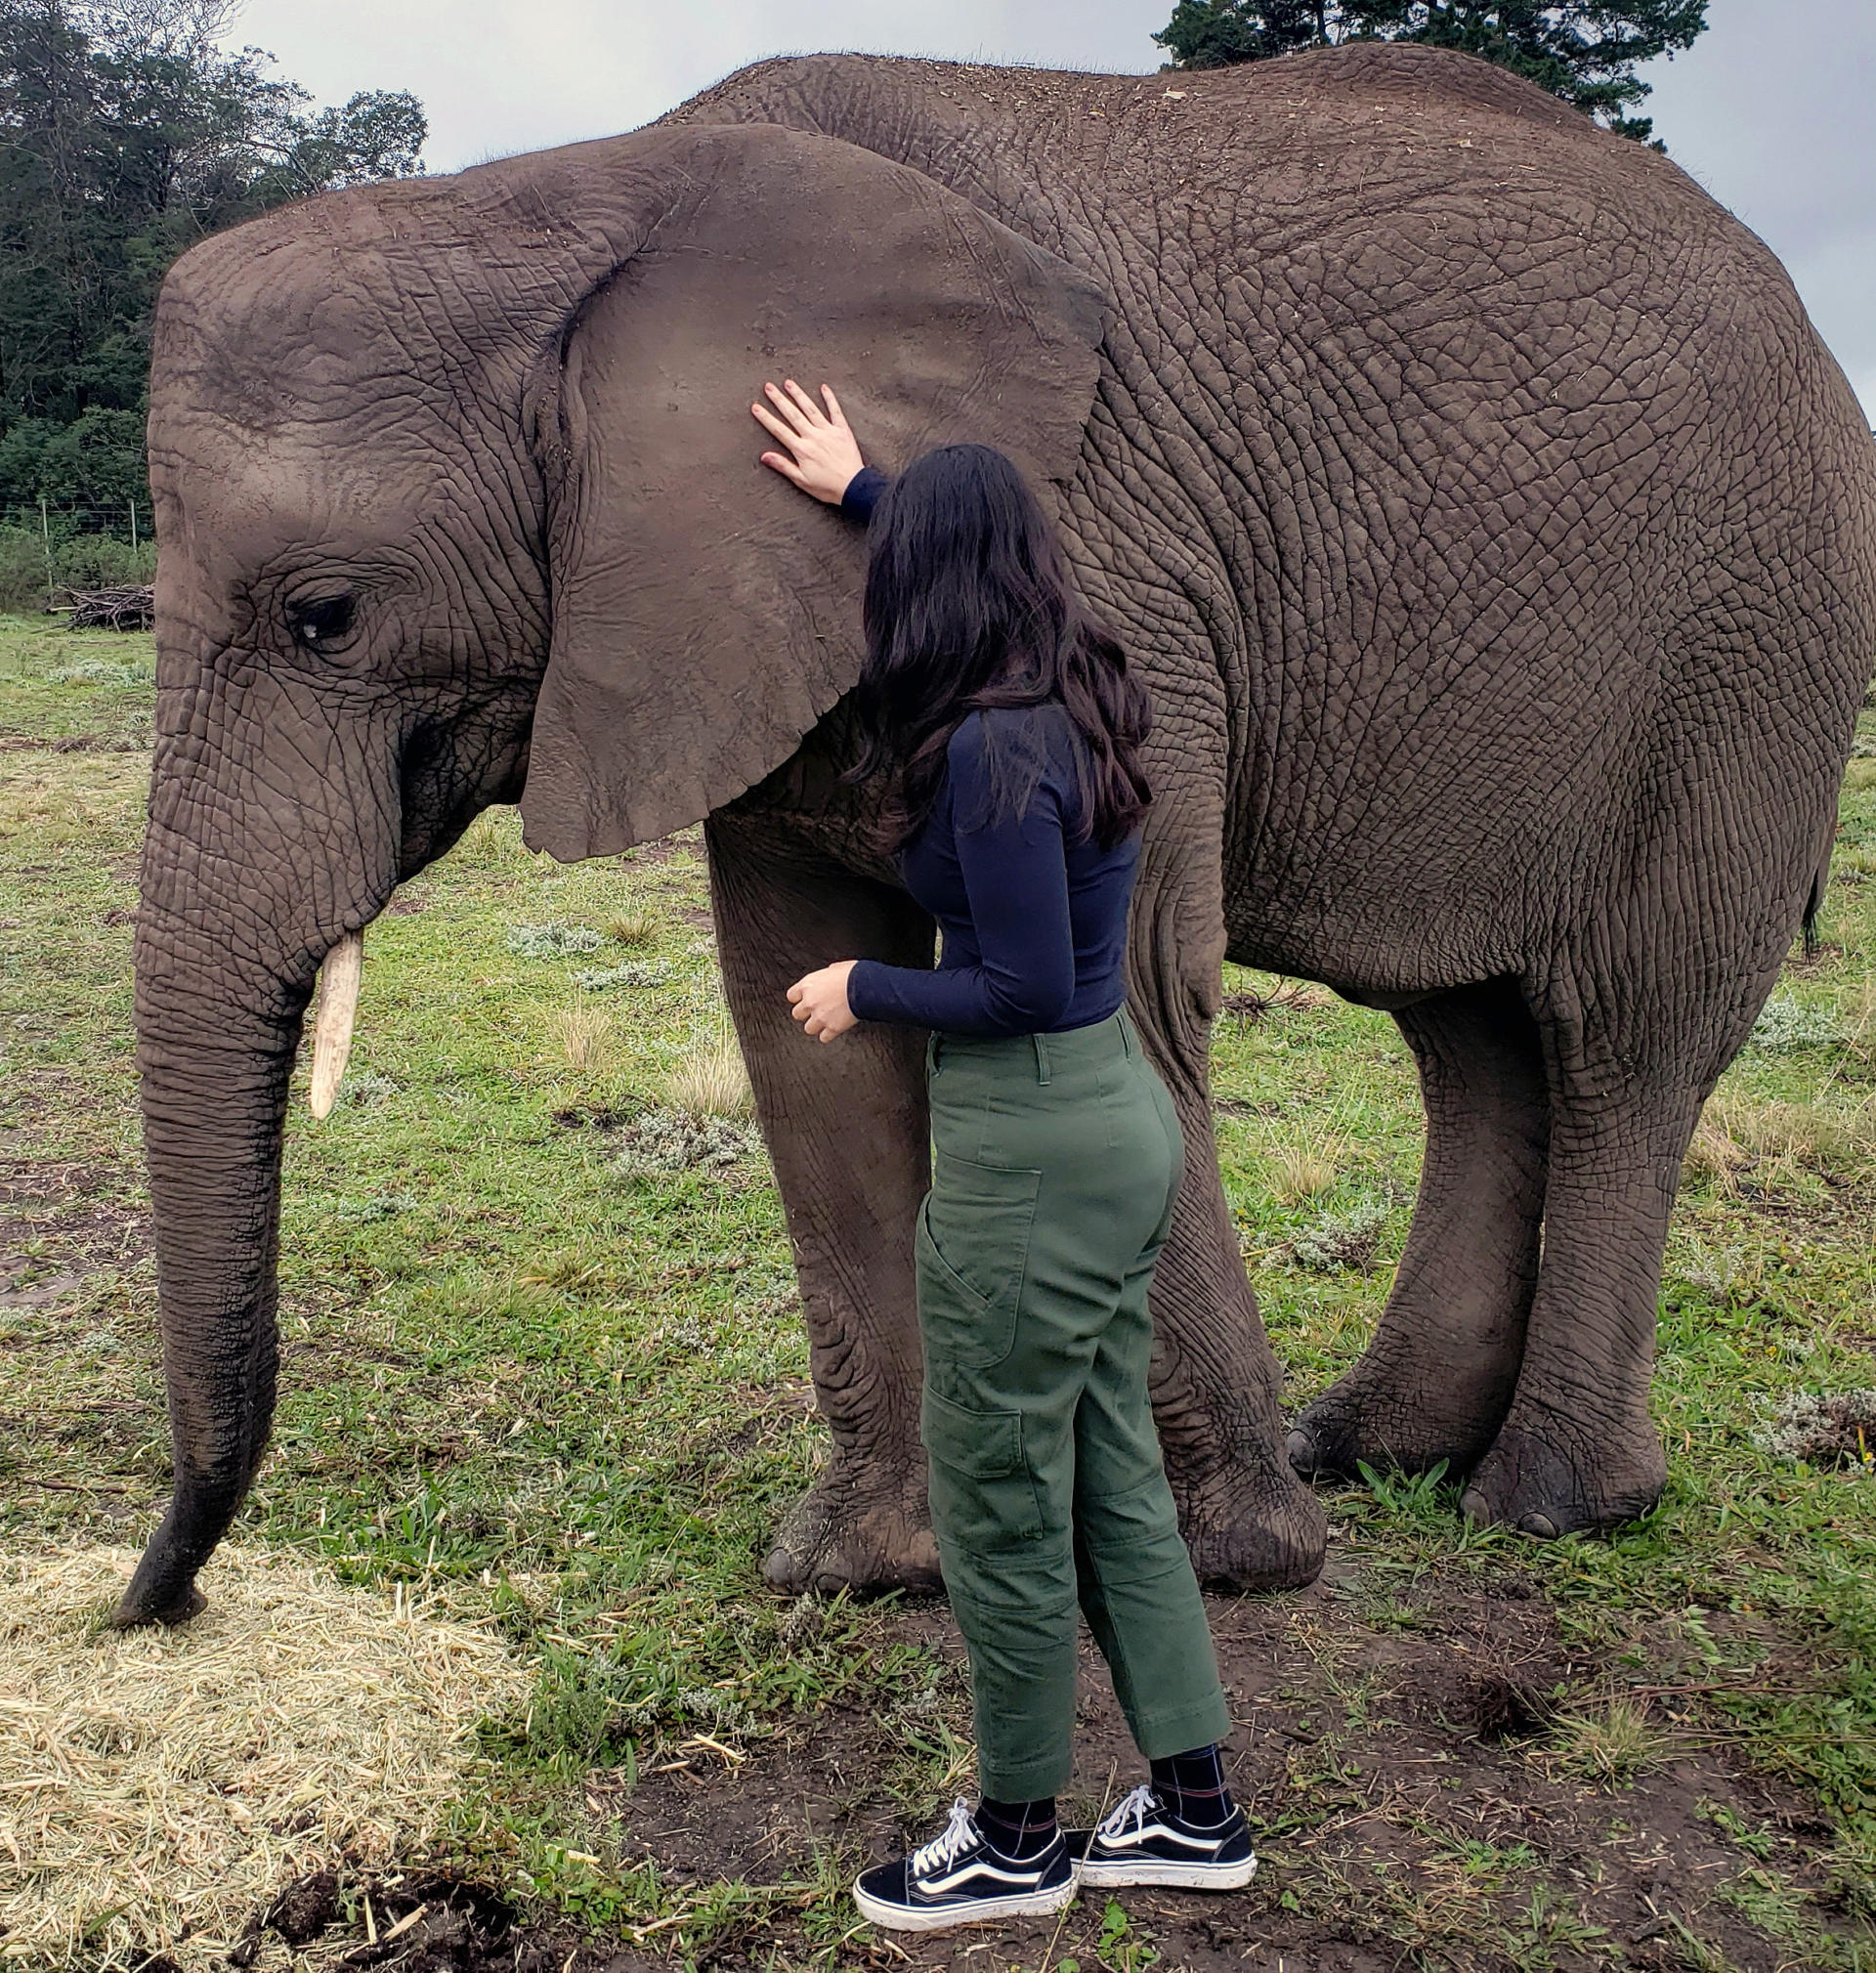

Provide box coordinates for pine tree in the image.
[1153,0,1709,147]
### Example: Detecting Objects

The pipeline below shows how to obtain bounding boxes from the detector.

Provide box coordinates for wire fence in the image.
[1,497,151,545]
[0,498,156,614]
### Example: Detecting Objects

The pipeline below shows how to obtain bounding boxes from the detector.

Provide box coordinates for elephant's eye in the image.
[285,593,360,655]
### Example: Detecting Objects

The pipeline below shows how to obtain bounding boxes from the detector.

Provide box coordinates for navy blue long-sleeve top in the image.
[845,708,1141,1035]
[839,463,1139,1037]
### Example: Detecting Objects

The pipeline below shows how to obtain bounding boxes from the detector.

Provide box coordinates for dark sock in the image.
[976,1795,1058,1859]
[1149,1743,1233,1828]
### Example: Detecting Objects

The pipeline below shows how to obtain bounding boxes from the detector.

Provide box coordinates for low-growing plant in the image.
[556,1002,611,1072]
[664,1037,754,1122]
[1750,1389,1876,1469]
[1682,1110,1749,1190]
[510,922,604,960]
[47,657,152,686]
[1264,1135,1338,1204]
[574,962,669,992]
[606,912,658,948]
[455,806,536,869]
[1292,1199,1390,1271]
[1548,1698,1667,1788]
[1749,993,1842,1053]
[614,1107,759,1178]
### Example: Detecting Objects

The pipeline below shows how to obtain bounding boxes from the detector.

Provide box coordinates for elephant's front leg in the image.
[704,807,941,1596]
[1130,813,1328,1591]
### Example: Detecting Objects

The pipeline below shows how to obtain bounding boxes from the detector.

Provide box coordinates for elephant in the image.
[115,41,1876,1630]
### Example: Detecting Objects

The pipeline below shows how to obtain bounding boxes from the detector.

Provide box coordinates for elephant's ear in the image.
[518,124,1108,859]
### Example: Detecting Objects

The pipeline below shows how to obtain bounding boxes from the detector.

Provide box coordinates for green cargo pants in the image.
[917,1006,1231,1801]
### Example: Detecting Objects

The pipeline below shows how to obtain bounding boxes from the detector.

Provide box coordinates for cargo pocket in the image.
[916,1152,1043,1372]
[921,1386,1043,1552]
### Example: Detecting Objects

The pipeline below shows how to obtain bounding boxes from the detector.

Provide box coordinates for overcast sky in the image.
[229,0,1875,419]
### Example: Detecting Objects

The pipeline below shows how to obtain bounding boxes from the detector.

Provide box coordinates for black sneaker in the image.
[853,1799,1078,1933]
[1069,1783,1258,1890]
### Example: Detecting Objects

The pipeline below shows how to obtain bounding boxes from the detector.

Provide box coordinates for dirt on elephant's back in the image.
[248,1573,1859,1972]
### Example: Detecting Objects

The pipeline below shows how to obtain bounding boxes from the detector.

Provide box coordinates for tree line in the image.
[0,0,422,586]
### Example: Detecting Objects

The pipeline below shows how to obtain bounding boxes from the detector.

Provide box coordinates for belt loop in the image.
[1033,1032,1051,1085]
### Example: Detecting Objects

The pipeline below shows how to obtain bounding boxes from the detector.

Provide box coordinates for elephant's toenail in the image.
[760,1548,800,1589]
[1459,1487,1493,1525]
[1284,1427,1319,1478]
[1517,1511,1560,1540]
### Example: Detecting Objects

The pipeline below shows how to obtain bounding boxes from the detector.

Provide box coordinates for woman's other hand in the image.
[788,960,859,1042]
[752,380,865,504]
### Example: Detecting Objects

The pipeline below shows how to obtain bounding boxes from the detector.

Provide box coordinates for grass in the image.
[6,614,1876,1968]
[663,1034,754,1122]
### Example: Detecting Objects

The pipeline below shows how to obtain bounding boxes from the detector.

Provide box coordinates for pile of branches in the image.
[55,586,155,631]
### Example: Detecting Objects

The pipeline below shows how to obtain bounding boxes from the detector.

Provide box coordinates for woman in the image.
[751,380,1257,1934]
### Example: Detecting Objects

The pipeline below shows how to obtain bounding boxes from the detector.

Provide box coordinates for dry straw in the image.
[0,1545,530,1970]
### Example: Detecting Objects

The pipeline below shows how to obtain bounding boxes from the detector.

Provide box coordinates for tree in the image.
[0,0,426,522]
[1153,1,1708,146]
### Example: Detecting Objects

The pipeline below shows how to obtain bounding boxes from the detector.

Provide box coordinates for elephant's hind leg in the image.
[705,808,941,1598]
[1289,976,1549,1483]
[1459,1070,1694,1537]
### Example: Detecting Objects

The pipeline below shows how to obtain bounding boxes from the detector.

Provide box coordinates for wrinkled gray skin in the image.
[117,43,1876,1629]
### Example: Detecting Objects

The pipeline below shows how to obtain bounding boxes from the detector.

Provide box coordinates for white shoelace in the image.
[912,1798,981,1878]
[1097,1782,1160,1841]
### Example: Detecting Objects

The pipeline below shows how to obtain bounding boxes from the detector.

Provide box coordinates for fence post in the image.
[129,500,137,551]
[39,496,52,611]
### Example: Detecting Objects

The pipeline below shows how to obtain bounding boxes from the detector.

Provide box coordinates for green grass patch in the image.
[7,613,1876,1966]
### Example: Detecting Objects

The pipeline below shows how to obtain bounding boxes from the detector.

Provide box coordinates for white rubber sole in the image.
[851,1873,1078,1933]
[1077,1852,1258,1891]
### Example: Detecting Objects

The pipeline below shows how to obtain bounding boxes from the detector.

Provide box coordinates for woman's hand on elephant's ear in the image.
[753,380,866,505]
[518,121,1108,863]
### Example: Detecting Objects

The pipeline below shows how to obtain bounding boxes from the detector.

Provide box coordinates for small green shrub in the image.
[0,526,156,613]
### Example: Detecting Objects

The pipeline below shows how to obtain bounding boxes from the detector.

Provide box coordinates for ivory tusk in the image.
[309,931,363,1119]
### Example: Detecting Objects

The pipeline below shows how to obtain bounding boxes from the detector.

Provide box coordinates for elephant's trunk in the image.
[114,902,308,1626]
[114,609,396,1626]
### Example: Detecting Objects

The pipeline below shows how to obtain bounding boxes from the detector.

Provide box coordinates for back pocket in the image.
[916,1152,1043,1371]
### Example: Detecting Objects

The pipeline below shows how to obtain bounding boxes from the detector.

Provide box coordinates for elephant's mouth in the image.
[308,930,365,1119]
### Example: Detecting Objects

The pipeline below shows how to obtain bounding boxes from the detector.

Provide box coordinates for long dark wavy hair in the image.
[844,444,1152,850]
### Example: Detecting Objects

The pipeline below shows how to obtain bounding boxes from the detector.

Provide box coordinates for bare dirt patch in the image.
[240,1572,1871,1971]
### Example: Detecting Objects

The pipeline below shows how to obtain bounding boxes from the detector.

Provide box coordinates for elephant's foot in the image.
[763,1456,943,1598]
[1287,1361,1509,1484]
[1459,1410,1666,1539]
[1170,1450,1327,1592]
